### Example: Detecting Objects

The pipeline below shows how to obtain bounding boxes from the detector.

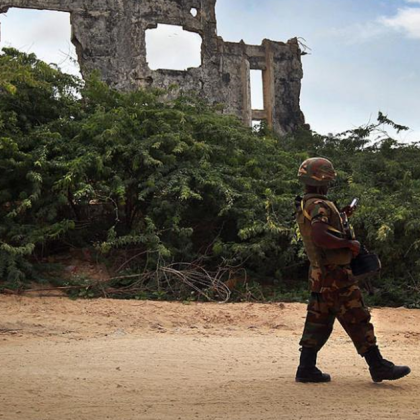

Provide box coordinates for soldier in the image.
[295,157,411,383]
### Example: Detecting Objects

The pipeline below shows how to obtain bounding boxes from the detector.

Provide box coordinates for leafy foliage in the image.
[283,123,420,307]
[0,48,299,291]
[1,48,419,306]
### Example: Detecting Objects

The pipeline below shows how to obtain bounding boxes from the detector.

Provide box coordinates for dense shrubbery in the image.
[282,125,420,307]
[1,48,419,306]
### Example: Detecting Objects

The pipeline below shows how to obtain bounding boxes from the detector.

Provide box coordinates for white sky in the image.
[146,24,202,71]
[0,1,419,141]
[0,9,80,76]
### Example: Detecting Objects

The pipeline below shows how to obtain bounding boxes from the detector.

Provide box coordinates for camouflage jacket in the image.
[296,193,356,293]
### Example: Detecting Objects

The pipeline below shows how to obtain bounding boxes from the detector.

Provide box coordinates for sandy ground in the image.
[0,295,419,420]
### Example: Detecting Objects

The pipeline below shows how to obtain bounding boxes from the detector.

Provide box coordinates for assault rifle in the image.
[343,198,381,294]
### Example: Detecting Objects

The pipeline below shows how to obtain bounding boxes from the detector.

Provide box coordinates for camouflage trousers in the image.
[299,284,377,355]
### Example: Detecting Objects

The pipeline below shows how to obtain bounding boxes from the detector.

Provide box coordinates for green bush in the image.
[0,48,300,291]
[1,48,419,306]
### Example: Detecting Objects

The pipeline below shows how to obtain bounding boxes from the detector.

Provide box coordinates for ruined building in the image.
[0,0,306,135]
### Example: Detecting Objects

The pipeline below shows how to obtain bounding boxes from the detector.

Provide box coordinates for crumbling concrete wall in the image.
[0,0,306,135]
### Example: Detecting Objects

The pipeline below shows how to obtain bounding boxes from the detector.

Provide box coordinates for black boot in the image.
[295,347,331,383]
[363,346,411,383]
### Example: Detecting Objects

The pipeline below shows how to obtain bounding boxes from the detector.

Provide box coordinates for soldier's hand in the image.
[349,240,361,257]
[341,205,355,217]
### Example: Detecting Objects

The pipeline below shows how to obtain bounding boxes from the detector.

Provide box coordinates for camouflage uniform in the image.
[297,193,377,355]
[295,158,409,383]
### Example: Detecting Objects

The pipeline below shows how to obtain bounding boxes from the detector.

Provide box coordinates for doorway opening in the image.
[250,69,264,110]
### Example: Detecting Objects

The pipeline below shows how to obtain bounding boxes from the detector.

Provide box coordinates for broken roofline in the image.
[0,0,306,135]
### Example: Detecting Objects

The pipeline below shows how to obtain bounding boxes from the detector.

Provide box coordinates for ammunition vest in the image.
[297,194,353,267]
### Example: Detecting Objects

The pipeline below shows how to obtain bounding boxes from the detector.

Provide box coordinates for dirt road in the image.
[0,295,419,420]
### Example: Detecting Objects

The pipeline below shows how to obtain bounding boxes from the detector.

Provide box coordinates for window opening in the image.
[146,24,202,71]
[250,69,264,110]
[190,8,198,17]
[0,8,81,77]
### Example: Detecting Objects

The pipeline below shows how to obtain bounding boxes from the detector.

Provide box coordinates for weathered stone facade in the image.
[0,0,306,135]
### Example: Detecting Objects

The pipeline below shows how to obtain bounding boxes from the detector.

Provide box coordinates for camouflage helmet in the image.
[298,157,336,186]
